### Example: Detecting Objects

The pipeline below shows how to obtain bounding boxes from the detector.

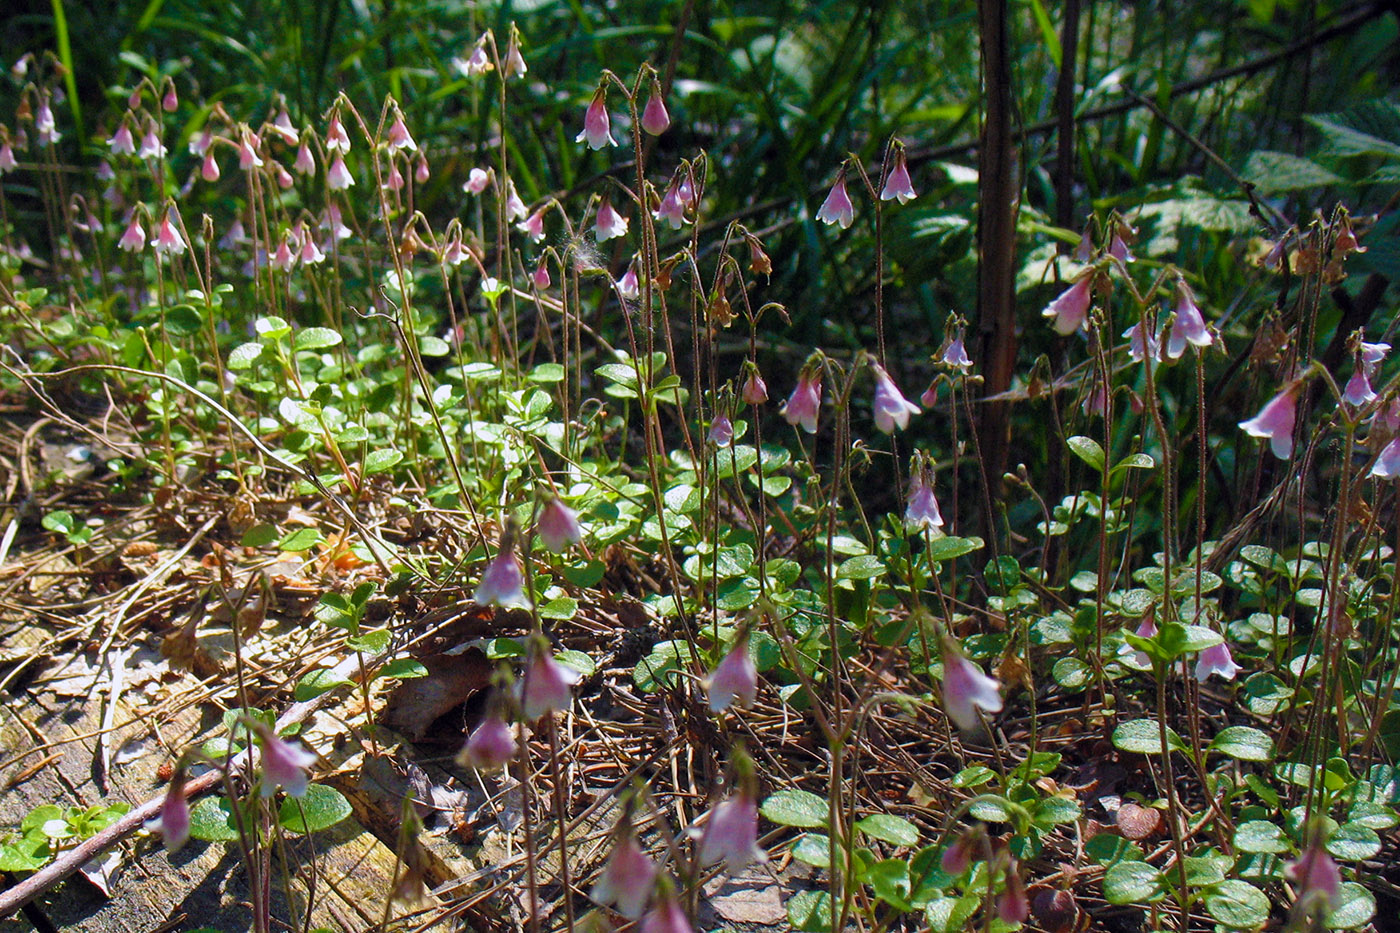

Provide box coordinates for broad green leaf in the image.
[188,796,240,842]
[377,658,428,680]
[855,814,919,847]
[836,554,886,580]
[294,668,352,701]
[1067,435,1105,472]
[1210,726,1274,762]
[761,789,828,828]
[227,342,264,370]
[1205,879,1269,928]
[1235,820,1289,854]
[1113,718,1186,755]
[346,629,390,653]
[278,527,324,551]
[294,327,343,350]
[1103,861,1166,904]
[279,784,352,834]
[1243,151,1344,193]
[787,890,832,932]
[363,448,403,474]
[791,833,831,867]
[925,536,983,561]
[1327,822,1381,861]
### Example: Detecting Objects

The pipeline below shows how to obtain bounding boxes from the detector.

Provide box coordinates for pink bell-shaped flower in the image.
[188,127,214,157]
[941,336,972,371]
[641,91,671,136]
[1343,366,1377,407]
[161,86,178,113]
[997,861,1030,923]
[536,497,583,553]
[455,41,493,77]
[1360,341,1390,376]
[706,633,757,712]
[108,121,135,156]
[654,179,687,230]
[592,825,658,919]
[325,113,351,153]
[879,147,916,204]
[782,372,822,433]
[326,153,354,190]
[464,166,491,194]
[35,98,60,145]
[144,769,190,852]
[1239,385,1299,459]
[474,540,529,609]
[294,140,315,175]
[595,198,629,242]
[456,710,516,770]
[707,414,734,448]
[940,826,982,875]
[300,234,326,265]
[154,209,186,256]
[1166,282,1213,359]
[517,208,546,243]
[575,88,617,150]
[617,262,640,300]
[519,643,581,720]
[1371,437,1400,479]
[742,371,768,405]
[1194,639,1241,682]
[415,153,430,184]
[324,203,351,241]
[386,113,416,152]
[271,235,296,271]
[941,636,1003,732]
[639,894,692,933]
[118,214,146,252]
[137,124,166,161]
[503,35,528,79]
[0,142,17,174]
[504,180,529,221]
[201,151,220,182]
[268,109,298,145]
[872,364,920,433]
[383,160,405,192]
[816,173,855,229]
[1042,276,1092,336]
[906,470,944,531]
[255,725,317,798]
[697,791,764,873]
[533,259,551,289]
[1286,826,1342,910]
[237,128,263,169]
[1123,321,1162,364]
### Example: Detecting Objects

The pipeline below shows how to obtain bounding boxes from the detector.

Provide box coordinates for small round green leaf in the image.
[1210,726,1274,762]
[1327,822,1381,861]
[761,789,829,828]
[363,448,403,475]
[1235,820,1289,854]
[294,327,343,350]
[1113,718,1185,755]
[855,814,920,847]
[279,784,352,834]
[188,796,240,842]
[1103,861,1166,904]
[1326,882,1375,929]
[787,890,832,932]
[1205,880,1269,927]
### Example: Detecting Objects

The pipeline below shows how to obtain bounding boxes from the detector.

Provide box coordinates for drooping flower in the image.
[741,371,768,405]
[383,160,405,192]
[942,336,973,371]
[255,725,317,798]
[137,124,167,161]
[1343,366,1377,407]
[35,98,60,145]
[536,497,583,553]
[474,535,529,609]
[1166,282,1213,359]
[325,114,351,153]
[1129,617,1157,668]
[1371,437,1400,479]
[575,89,617,150]
[201,151,220,183]
[161,86,178,113]
[145,768,190,852]
[592,825,658,919]
[271,235,296,272]
[872,364,920,433]
[1042,276,1092,336]
[294,140,315,175]
[1360,341,1390,377]
[517,208,546,243]
[273,163,294,190]
[154,209,186,257]
[816,173,855,229]
[415,153,429,183]
[708,414,734,449]
[108,121,136,156]
[940,826,983,875]
[323,202,351,241]
[533,259,551,289]
[455,41,493,78]
[117,214,146,252]
[268,109,299,145]
[634,94,667,140]
[504,180,529,221]
[639,894,692,933]
[464,167,491,194]
[1124,321,1162,364]
[300,234,326,266]
[188,126,214,157]
[503,34,528,79]
[0,142,16,174]
[456,710,516,770]
[697,792,764,873]
[654,179,687,229]
[941,637,1003,732]
[880,147,916,204]
[519,643,581,720]
[617,262,640,300]
[906,470,945,531]
[237,129,263,169]
[1194,639,1241,682]
[1239,385,1299,459]
[326,153,354,190]
[595,198,629,242]
[706,633,757,712]
[997,861,1031,923]
[1109,228,1134,264]
[782,372,822,433]
[1286,830,1342,910]
[385,113,416,153]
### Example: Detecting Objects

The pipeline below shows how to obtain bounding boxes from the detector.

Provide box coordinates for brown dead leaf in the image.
[380,649,492,742]
[1115,801,1161,840]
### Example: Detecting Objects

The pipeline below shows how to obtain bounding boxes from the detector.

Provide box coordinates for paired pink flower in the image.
[879,147,916,204]
[906,470,944,531]
[576,89,617,150]
[456,710,516,770]
[641,91,671,136]
[1371,437,1400,479]
[941,637,1003,732]
[118,214,146,252]
[697,792,764,873]
[816,173,855,229]
[706,633,757,712]
[517,208,546,243]
[741,371,768,405]
[1239,385,1299,459]
[617,262,640,300]
[1360,341,1390,376]
[455,41,493,77]
[326,153,354,190]
[255,725,317,798]
[592,826,658,918]
[237,129,263,169]
[872,364,920,433]
[536,497,583,553]
[137,125,166,161]
[108,122,135,156]
[595,198,629,242]
[1167,284,1213,359]
[654,179,687,230]
[145,769,190,852]
[504,180,529,221]
[997,861,1030,923]
[268,109,299,145]
[0,142,17,174]
[708,414,734,449]
[520,644,582,720]
[1042,276,1092,336]
[474,541,528,609]
[154,209,186,257]
[533,259,551,289]
[294,141,315,175]
[782,372,822,433]
[1194,639,1241,682]
[325,114,351,153]
[1124,321,1162,364]
[503,36,528,79]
